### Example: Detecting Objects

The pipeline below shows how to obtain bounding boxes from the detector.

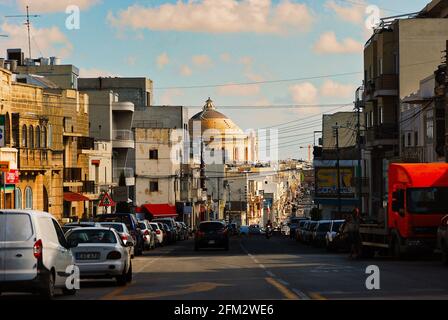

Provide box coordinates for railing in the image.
[366,124,398,141]
[113,130,134,141]
[19,149,50,167]
[64,167,82,182]
[82,180,96,193]
[78,136,94,150]
[375,74,398,91]
[402,146,425,163]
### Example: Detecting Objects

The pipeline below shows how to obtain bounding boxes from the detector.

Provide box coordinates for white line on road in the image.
[293,288,311,300]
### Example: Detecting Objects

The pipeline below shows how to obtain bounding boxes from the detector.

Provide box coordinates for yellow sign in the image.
[0,161,10,173]
[315,167,355,198]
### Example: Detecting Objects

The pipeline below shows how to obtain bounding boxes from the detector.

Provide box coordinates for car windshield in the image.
[0,213,34,242]
[407,187,448,214]
[200,222,225,232]
[67,229,117,244]
[150,224,158,231]
[317,222,331,232]
[97,215,132,230]
[100,223,124,233]
[138,222,147,230]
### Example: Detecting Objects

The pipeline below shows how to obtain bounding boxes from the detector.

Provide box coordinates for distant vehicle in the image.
[0,210,78,299]
[161,223,176,244]
[437,215,448,265]
[325,220,345,251]
[288,217,309,239]
[138,220,156,250]
[98,222,135,258]
[239,226,249,236]
[149,222,164,246]
[195,221,229,251]
[62,222,102,234]
[179,222,190,240]
[294,220,308,242]
[313,220,332,247]
[359,163,448,258]
[227,223,238,236]
[302,221,317,244]
[66,227,133,286]
[281,223,290,236]
[327,221,350,252]
[249,224,262,235]
[152,218,178,242]
[96,213,144,256]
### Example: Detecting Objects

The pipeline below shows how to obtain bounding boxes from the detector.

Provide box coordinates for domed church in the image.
[189,98,258,164]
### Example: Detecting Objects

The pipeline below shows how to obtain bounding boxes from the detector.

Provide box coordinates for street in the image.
[45,235,448,300]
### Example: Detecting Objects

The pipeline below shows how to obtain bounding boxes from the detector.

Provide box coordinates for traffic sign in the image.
[0,161,10,173]
[99,192,116,207]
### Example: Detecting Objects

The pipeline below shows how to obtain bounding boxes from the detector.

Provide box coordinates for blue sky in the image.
[0,0,429,160]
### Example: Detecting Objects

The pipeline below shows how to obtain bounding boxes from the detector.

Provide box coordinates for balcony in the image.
[112,102,134,113]
[64,167,82,184]
[366,124,398,147]
[19,149,50,169]
[402,146,425,163]
[82,180,96,194]
[78,136,94,150]
[374,74,398,97]
[113,130,134,149]
[113,167,135,186]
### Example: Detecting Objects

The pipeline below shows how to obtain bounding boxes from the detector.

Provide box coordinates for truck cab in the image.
[388,163,448,254]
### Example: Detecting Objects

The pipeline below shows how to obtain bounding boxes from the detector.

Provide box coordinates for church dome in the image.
[189,98,242,132]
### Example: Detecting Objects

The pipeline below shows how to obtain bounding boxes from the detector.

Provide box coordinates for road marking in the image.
[292,288,311,300]
[265,277,299,300]
[309,292,327,300]
[277,279,289,286]
[266,270,275,277]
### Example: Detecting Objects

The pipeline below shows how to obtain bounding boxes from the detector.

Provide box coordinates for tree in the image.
[115,171,131,213]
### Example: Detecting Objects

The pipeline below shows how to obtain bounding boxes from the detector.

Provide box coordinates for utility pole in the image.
[333,123,342,218]
[355,91,363,214]
[6,6,40,60]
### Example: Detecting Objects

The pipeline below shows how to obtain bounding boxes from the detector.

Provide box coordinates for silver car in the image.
[98,222,135,258]
[66,227,133,286]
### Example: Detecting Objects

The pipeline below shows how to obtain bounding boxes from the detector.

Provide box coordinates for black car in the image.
[195,221,229,251]
[152,218,178,243]
[289,217,309,239]
[96,213,144,256]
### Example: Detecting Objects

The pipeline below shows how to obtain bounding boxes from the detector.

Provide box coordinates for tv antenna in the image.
[5,6,41,59]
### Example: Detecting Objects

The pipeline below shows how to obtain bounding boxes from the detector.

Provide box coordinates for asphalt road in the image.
[3,234,448,300]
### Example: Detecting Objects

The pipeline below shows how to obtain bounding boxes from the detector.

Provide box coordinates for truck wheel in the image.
[442,247,448,266]
[391,235,403,260]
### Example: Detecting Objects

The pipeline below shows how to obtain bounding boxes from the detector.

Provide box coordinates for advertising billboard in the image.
[315,167,355,198]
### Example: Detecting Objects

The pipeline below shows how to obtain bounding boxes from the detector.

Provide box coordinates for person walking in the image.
[347,208,361,259]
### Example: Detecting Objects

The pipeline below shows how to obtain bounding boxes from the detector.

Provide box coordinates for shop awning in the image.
[140,204,178,218]
[64,192,90,202]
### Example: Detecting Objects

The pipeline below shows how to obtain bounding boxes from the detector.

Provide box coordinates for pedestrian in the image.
[347,208,361,259]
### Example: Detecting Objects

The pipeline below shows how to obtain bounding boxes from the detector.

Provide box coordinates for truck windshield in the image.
[407,187,448,214]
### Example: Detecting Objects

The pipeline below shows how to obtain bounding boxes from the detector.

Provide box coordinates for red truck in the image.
[359,163,448,258]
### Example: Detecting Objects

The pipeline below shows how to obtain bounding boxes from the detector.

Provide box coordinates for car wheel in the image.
[116,267,129,286]
[40,272,55,300]
[62,287,77,296]
[126,263,133,283]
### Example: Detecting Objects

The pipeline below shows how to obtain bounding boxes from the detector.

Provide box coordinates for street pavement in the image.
[3,234,448,300]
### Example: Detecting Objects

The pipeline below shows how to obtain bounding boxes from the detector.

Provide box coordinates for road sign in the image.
[0,161,10,173]
[99,192,116,207]
[0,115,4,148]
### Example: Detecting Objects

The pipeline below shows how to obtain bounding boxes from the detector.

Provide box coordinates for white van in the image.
[0,210,77,298]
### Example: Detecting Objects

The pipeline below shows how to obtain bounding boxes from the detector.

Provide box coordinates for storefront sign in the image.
[5,169,19,184]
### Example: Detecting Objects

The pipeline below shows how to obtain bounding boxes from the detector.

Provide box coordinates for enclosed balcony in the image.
[112,130,135,149]
[113,167,135,186]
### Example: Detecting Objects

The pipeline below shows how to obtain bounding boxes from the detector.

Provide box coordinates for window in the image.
[29,126,34,149]
[407,132,412,147]
[22,124,27,147]
[149,149,158,160]
[378,58,383,75]
[150,181,159,192]
[426,111,434,144]
[379,106,384,124]
[25,186,33,209]
[15,187,22,209]
[414,131,418,147]
[52,219,68,247]
[47,124,52,148]
[35,126,41,148]
[42,126,47,148]
[5,112,10,145]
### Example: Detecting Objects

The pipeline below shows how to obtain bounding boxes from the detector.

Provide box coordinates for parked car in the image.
[62,221,102,234]
[437,215,448,265]
[138,220,156,250]
[325,220,345,251]
[288,217,309,239]
[0,210,78,299]
[179,222,190,240]
[98,222,135,258]
[326,221,350,252]
[156,222,169,245]
[302,221,318,244]
[239,225,249,235]
[161,223,176,244]
[195,221,229,251]
[96,213,144,256]
[149,222,164,246]
[66,227,133,286]
[227,223,238,236]
[295,220,308,242]
[175,221,187,241]
[313,220,332,247]
[152,218,178,242]
[249,224,263,235]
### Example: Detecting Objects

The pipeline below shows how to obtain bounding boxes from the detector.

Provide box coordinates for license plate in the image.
[77,252,100,260]
[208,240,215,245]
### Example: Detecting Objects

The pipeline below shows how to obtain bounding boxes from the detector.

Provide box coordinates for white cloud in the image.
[179,65,193,77]
[320,80,356,98]
[16,0,101,13]
[220,53,231,62]
[0,22,73,58]
[79,68,119,78]
[156,53,170,69]
[107,0,314,35]
[325,0,367,24]
[289,82,318,105]
[239,56,254,67]
[217,83,260,97]
[159,89,184,105]
[313,31,363,54]
[192,54,213,68]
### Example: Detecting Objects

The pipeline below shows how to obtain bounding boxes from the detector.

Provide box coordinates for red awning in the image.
[140,204,178,218]
[64,192,90,202]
